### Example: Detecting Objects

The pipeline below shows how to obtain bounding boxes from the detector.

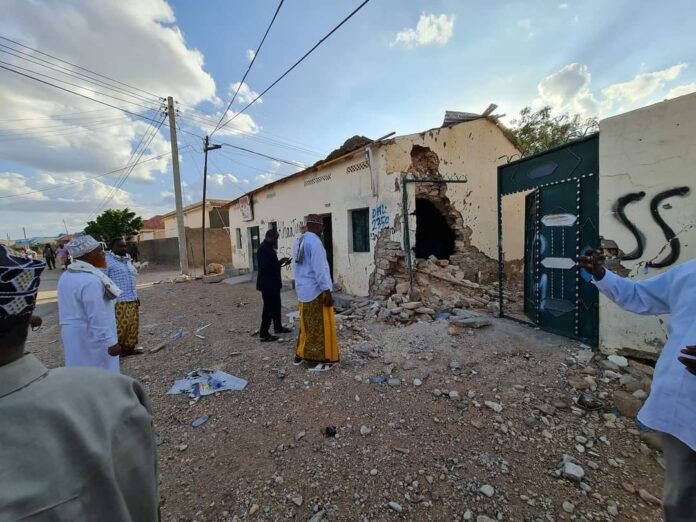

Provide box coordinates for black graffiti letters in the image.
[614,191,646,260]
[613,186,690,268]
[646,187,690,269]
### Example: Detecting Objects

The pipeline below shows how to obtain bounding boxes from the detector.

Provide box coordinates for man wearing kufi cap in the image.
[57,235,122,373]
[291,214,339,369]
[0,245,159,520]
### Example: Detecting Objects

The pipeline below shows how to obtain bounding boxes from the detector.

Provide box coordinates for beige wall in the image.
[598,93,696,357]
[228,118,519,296]
[163,208,209,238]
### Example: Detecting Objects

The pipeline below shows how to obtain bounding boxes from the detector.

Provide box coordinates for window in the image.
[350,208,370,253]
[235,228,242,249]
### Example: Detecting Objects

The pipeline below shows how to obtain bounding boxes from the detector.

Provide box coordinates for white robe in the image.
[57,271,119,373]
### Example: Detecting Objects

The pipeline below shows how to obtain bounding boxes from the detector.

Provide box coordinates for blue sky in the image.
[1,0,695,239]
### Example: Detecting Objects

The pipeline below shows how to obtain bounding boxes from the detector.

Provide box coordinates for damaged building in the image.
[226,94,695,359]
[226,107,522,310]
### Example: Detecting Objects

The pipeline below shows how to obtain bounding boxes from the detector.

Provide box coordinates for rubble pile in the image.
[342,255,523,327]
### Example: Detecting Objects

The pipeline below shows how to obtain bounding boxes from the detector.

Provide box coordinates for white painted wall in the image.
[228,118,519,295]
[598,93,696,357]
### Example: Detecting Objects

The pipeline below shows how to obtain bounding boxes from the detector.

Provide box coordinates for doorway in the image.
[414,198,455,260]
[321,214,334,281]
[248,225,260,271]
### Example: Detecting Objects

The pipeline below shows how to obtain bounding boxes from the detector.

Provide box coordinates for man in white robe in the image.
[0,244,159,520]
[57,235,122,373]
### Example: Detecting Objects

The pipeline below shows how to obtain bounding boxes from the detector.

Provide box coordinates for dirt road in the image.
[27,279,663,522]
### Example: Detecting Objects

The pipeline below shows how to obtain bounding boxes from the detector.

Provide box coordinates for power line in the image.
[0,116,131,136]
[0,45,162,106]
[0,58,162,112]
[215,0,371,133]
[0,121,140,142]
[0,150,182,200]
[0,63,166,125]
[0,34,164,101]
[211,0,285,135]
[0,108,117,122]
[87,115,166,219]
[178,114,322,157]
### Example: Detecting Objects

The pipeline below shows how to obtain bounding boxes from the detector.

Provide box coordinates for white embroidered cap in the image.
[66,235,101,258]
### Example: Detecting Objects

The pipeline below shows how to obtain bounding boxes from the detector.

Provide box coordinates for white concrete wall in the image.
[598,93,696,357]
[163,208,209,238]
[228,118,519,295]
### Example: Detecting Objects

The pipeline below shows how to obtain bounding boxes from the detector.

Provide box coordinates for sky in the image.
[1,0,695,239]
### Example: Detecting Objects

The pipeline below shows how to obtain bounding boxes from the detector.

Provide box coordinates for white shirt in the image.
[593,260,696,450]
[292,232,333,303]
[57,271,119,373]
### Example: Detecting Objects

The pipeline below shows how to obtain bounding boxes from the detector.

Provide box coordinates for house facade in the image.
[162,199,230,238]
[227,114,521,296]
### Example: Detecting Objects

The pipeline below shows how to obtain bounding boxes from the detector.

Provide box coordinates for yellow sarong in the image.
[295,295,339,363]
[115,301,139,350]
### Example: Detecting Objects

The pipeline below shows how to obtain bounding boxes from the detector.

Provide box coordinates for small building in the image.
[162,199,230,238]
[136,215,166,242]
[227,109,522,296]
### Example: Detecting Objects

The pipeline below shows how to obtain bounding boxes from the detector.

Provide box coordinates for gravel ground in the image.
[27,279,664,522]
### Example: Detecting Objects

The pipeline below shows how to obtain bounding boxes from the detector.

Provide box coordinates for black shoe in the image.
[275,327,292,334]
[260,335,279,342]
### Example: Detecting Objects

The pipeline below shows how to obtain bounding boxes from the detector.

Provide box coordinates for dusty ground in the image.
[28,277,664,522]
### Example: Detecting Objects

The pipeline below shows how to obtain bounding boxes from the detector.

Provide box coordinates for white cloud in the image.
[536,62,690,117]
[160,190,174,198]
[0,0,218,235]
[0,172,134,213]
[559,3,569,9]
[229,82,262,105]
[226,174,240,184]
[391,13,455,48]
[246,49,255,62]
[208,174,226,186]
[666,82,696,99]
[601,64,687,106]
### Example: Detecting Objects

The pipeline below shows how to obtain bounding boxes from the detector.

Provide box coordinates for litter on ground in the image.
[168,369,248,401]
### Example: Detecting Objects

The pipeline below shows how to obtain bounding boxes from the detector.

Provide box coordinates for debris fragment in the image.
[191,415,210,428]
[167,369,247,401]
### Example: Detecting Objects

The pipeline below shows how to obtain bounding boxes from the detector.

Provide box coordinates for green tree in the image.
[511,106,598,155]
[84,208,143,243]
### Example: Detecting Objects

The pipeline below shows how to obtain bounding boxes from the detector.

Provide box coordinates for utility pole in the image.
[22,227,26,240]
[167,96,189,276]
[201,135,221,275]
[62,220,69,235]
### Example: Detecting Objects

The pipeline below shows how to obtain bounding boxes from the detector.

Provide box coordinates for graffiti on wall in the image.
[371,204,390,232]
[613,186,690,268]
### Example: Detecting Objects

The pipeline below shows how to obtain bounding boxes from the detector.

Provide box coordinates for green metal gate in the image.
[498,134,599,345]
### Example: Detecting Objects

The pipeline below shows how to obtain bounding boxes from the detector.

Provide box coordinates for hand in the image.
[578,249,606,280]
[108,344,122,357]
[322,291,334,308]
[28,315,43,329]
[678,346,696,376]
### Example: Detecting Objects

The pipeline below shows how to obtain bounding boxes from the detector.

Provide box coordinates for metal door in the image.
[500,134,599,345]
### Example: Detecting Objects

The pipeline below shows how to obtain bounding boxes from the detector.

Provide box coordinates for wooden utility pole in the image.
[201,135,221,274]
[167,96,189,276]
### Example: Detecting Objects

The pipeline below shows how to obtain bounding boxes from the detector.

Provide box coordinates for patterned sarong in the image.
[295,295,339,363]
[115,301,139,350]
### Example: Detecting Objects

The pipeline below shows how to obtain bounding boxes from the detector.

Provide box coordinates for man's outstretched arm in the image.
[579,249,672,315]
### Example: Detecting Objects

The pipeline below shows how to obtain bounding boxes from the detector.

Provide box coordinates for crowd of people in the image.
[0,219,693,520]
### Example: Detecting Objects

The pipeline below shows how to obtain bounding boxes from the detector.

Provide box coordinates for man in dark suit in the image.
[257,229,292,342]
